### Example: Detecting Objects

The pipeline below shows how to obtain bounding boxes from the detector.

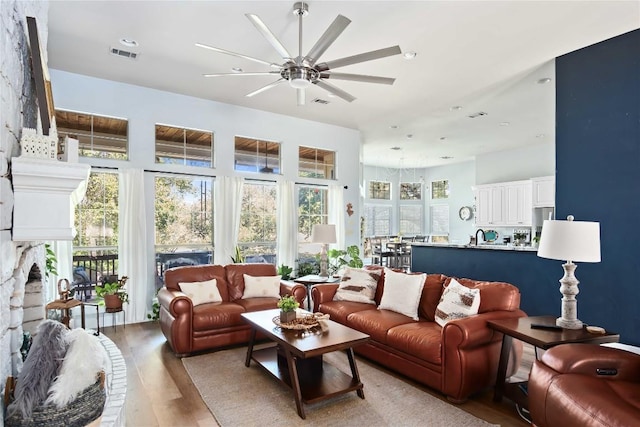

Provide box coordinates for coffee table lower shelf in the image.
[251,346,363,406]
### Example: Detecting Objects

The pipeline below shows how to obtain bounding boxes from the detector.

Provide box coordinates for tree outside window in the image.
[369,181,391,200]
[400,182,422,200]
[238,182,277,263]
[431,180,449,199]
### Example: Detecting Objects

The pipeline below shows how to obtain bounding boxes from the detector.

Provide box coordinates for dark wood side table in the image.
[487,315,619,410]
[46,298,85,329]
[293,275,340,311]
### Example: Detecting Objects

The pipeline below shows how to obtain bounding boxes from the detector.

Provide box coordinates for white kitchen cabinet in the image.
[474,184,505,226]
[532,176,555,207]
[505,181,533,226]
[474,180,532,227]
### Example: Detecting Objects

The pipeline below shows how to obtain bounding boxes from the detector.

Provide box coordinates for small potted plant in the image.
[277,294,299,323]
[277,264,293,280]
[96,276,129,311]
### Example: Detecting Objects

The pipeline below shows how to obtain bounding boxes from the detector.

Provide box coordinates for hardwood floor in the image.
[102,322,529,427]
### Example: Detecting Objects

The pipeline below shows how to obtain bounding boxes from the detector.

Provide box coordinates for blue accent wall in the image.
[412,29,640,345]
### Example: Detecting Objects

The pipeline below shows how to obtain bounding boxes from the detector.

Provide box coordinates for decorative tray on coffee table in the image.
[272,313,330,330]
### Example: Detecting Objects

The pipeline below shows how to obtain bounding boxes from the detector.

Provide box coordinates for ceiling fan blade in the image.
[320,72,395,85]
[316,45,402,72]
[246,79,286,98]
[297,89,305,106]
[203,72,281,77]
[305,15,351,66]
[195,43,281,68]
[245,13,293,60]
[314,80,356,103]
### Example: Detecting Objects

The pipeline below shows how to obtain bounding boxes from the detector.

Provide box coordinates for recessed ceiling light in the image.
[536,133,546,138]
[390,146,401,151]
[403,51,417,60]
[231,67,243,73]
[439,137,447,141]
[390,125,399,129]
[450,105,463,111]
[406,134,413,139]
[499,121,510,126]
[537,77,552,84]
[468,111,488,118]
[440,156,453,160]
[119,38,138,48]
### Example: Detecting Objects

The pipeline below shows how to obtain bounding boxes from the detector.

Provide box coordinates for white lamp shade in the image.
[311,224,337,244]
[537,218,601,263]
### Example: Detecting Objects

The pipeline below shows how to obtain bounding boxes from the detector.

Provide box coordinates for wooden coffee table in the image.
[242,309,370,419]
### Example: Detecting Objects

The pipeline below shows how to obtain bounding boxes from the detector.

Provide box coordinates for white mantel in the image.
[11,157,89,241]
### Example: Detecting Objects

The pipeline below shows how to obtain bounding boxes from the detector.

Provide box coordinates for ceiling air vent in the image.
[311,98,330,105]
[467,111,488,118]
[110,47,139,60]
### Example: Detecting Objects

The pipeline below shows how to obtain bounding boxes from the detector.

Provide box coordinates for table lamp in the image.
[537,215,601,329]
[311,224,336,277]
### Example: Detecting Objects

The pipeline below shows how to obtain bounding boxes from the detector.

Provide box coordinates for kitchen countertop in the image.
[411,242,538,252]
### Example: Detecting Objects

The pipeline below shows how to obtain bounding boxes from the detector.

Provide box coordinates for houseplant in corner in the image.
[96,276,129,311]
[277,295,299,323]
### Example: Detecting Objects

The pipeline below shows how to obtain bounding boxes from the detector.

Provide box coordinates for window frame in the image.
[368,180,392,200]
[234,135,281,174]
[298,146,336,179]
[431,179,450,200]
[155,123,214,167]
[55,109,128,160]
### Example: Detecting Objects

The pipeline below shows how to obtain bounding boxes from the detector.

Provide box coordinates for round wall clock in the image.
[459,206,473,221]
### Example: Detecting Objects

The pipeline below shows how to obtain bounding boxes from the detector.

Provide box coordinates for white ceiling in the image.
[47,1,640,168]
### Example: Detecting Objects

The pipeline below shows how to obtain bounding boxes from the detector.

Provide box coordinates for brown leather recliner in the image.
[158,263,306,356]
[528,343,640,427]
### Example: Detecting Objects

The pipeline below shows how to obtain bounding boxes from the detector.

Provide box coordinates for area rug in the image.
[182,345,498,427]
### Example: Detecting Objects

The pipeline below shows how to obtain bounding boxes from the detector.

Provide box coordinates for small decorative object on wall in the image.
[458,206,473,221]
[346,202,354,217]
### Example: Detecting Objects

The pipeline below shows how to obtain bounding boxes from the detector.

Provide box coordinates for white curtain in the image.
[213,176,244,265]
[276,180,297,268]
[328,184,345,249]
[118,168,148,323]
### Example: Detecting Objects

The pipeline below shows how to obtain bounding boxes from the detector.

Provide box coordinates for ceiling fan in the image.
[196,2,402,106]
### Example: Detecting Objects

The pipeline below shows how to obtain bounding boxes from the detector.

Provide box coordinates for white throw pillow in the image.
[333,267,380,304]
[179,278,222,306]
[242,274,281,298]
[435,278,481,326]
[378,268,426,320]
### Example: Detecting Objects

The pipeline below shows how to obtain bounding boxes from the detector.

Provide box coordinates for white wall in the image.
[476,141,555,185]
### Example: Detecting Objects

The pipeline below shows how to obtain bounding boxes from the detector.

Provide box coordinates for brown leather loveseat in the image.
[158,263,306,356]
[311,266,526,402]
[528,343,640,427]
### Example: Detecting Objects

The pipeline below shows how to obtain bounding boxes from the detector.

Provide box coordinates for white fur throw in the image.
[46,328,108,408]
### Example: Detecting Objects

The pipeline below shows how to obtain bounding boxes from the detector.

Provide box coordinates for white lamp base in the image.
[556,261,583,329]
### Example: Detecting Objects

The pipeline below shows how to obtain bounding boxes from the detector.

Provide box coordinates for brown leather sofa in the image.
[311,266,526,402]
[158,263,306,356]
[528,343,640,427]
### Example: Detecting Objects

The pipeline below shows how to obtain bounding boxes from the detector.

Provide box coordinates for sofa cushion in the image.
[387,322,443,365]
[333,267,380,304]
[235,297,280,312]
[225,263,278,300]
[347,309,415,344]
[318,300,376,325]
[378,268,426,320]
[435,278,481,326]
[179,278,222,306]
[418,274,447,321]
[242,274,281,298]
[454,277,521,313]
[192,302,246,331]
[364,264,386,304]
[165,264,230,301]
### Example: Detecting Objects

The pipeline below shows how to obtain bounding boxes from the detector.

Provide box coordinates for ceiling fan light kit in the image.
[198,2,401,105]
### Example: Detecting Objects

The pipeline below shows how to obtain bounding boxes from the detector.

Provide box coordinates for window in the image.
[234,136,280,174]
[154,175,213,280]
[238,182,277,263]
[73,171,119,295]
[155,124,213,167]
[431,180,449,199]
[430,204,450,235]
[399,205,422,235]
[298,186,328,263]
[400,182,422,200]
[299,146,335,179]
[368,181,391,200]
[56,110,128,159]
[364,205,392,236]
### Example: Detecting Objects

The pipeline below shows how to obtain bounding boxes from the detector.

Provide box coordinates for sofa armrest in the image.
[443,309,527,349]
[280,282,307,307]
[540,344,640,381]
[311,284,339,311]
[158,286,193,317]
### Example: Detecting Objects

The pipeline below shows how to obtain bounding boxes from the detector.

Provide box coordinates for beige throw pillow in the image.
[435,278,481,326]
[242,274,281,298]
[378,268,426,320]
[179,278,222,306]
[333,267,380,304]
